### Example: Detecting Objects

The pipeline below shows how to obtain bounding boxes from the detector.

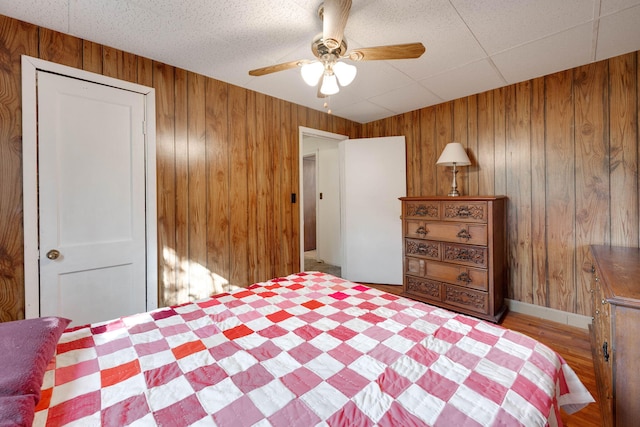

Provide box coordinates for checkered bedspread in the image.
[34,272,593,426]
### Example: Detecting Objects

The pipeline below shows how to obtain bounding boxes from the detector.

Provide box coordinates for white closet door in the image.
[38,71,148,326]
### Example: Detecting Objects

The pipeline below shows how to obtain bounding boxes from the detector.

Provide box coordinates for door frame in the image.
[302,152,318,254]
[298,126,347,272]
[21,55,158,319]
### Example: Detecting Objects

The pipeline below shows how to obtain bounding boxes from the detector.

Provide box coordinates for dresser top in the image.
[400,196,507,201]
[591,245,640,307]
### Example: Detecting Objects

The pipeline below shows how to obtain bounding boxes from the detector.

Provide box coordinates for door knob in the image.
[46,249,61,260]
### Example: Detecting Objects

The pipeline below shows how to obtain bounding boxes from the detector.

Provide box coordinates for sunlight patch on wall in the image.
[162,247,240,306]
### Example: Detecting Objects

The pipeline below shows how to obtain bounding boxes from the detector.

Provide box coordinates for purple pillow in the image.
[0,316,71,427]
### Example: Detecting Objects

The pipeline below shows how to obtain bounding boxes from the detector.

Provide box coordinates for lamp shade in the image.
[333,61,357,86]
[301,61,324,86]
[436,142,471,166]
[320,73,339,95]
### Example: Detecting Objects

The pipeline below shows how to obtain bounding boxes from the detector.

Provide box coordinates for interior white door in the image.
[37,71,148,326]
[340,136,406,285]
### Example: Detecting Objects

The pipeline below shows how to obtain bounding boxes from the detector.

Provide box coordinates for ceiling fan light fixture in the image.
[320,72,339,95]
[332,61,357,87]
[301,61,324,86]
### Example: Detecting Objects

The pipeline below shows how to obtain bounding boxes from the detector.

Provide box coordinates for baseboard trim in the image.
[505,299,592,330]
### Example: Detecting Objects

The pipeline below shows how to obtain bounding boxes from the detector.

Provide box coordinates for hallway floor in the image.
[304,250,341,277]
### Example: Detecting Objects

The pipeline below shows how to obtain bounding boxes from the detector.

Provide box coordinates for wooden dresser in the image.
[590,245,640,427]
[400,196,507,323]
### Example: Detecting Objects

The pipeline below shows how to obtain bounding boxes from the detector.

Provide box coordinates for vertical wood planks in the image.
[102,46,137,83]
[255,93,270,281]
[82,41,102,74]
[187,72,208,298]
[419,108,437,196]
[435,103,453,196]
[154,62,177,306]
[467,95,479,196]
[574,61,609,315]
[0,17,38,321]
[545,70,575,312]
[477,91,495,195]
[269,97,281,277]
[229,85,249,287]
[493,87,508,196]
[609,54,639,248]
[506,82,533,304]
[530,77,548,307]
[174,68,189,303]
[453,98,470,196]
[245,90,259,280]
[205,79,230,290]
[39,28,82,68]
[280,100,295,275]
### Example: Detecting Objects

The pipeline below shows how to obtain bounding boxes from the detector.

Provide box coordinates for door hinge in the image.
[142,120,147,135]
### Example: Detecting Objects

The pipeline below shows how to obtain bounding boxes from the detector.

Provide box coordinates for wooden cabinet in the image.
[400,196,507,323]
[590,245,640,427]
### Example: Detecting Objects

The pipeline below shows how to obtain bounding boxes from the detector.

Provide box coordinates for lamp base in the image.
[448,189,461,197]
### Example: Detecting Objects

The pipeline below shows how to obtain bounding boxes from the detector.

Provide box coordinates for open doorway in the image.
[299,128,406,284]
[299,127,346,276]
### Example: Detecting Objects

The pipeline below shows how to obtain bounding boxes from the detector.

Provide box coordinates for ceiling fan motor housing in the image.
[312,33,348,61]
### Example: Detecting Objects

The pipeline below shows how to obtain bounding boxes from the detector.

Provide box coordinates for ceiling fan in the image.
[248,0,426,98]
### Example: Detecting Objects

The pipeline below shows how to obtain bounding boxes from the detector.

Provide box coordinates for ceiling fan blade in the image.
[348,42,426,61]
[248,59,309,77]
[322,0,352,51]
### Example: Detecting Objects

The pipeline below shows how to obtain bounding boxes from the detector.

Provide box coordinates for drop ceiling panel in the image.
[492,23,594,84]
[600,0,640,14]
[421,59,506,101]
[331,100,395,124]
[596,5,640,60]
[451,0,595,54]
[368,83,443,115]
[347,0,486,80]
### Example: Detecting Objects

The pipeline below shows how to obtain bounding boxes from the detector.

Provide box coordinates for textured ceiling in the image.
[1,0,640,123]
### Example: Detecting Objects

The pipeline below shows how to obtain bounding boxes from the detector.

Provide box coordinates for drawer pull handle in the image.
[603,341,610,362]
[416,226,428,236]
[457,272,472,283]
[456,229,471,241]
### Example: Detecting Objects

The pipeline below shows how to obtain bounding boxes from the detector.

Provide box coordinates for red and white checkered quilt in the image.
[34,272,593,426]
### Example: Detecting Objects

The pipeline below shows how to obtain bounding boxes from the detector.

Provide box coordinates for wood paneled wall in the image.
[1,13,638,321]
[0,15,360,321]
[363,53,639,316]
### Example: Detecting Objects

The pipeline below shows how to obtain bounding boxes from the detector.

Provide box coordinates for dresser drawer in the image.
[405,239,440,260]
[404,275,442,303]
[406,220,487,246]
[443,283,489,314]
[405,257,488,291]
[441,201,488,223]
[404,200,439,219]
[443,243,488,268]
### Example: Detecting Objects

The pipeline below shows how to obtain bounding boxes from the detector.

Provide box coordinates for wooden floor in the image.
[365,283,601,427]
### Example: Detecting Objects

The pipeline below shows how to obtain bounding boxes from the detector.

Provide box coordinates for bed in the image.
[5,272,594,426]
